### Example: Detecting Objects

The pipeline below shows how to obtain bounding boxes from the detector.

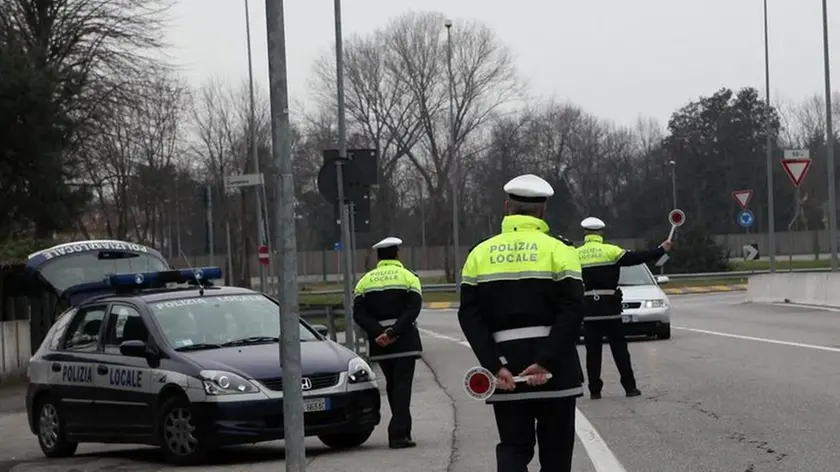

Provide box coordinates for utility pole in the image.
[244,0,268,291]
[822,0,838,271]
[764,0,777,272]
[334,0,355,350]
[264,0,304,470]
[445,18,461,290]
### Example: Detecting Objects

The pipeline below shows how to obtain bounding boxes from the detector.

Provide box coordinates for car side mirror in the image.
[655,275,670,285]
[120,340,149,357]
[310,324,330,337]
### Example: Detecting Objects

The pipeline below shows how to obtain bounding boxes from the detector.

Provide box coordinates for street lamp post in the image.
[822,0,839,271]
[764,0,777,272]
[445,18,461,289]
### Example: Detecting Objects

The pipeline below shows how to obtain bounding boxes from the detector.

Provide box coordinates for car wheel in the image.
[36,397,78,458]
[318,426,375,449]
[157,396,209,465]
[656,323,671,340]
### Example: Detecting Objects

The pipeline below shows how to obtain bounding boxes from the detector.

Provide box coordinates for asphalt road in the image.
[5,292,840,471]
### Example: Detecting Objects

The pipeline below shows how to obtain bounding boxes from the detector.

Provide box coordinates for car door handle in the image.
[51,363,61,372]
[97,365,108,375]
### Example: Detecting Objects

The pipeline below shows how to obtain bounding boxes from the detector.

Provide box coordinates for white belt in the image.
[379,318,398,327]
[492,325,551,343]
[584,289,616,300]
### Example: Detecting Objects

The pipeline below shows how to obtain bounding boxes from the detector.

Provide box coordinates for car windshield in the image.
[39,252,169,292]
[618,265,655,286]
[149,294,319,351]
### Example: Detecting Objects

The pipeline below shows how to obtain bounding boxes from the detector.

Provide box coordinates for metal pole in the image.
[175,197,182,257]
[225,221,233,285]
[334,0,355,351]
[446,20,461,290]
[206,185,214,266]
[244,0,268,292]
[764,0,777,272]
[822,0,839,271]
[349,202,358,284]
[669,160,677,207]
[264,0,304,469]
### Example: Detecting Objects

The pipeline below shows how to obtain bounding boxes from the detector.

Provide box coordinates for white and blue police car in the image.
[26,266,381,465]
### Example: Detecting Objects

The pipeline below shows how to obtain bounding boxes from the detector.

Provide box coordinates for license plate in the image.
[621,315,634,323]
[303,398,328,412]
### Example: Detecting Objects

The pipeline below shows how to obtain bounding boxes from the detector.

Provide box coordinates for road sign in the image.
[737,209,754,228]
[732,189,753,209]
[317,158,366,202]
[742,244,759,261]
[224,173,264,190]
[781,157,812,188]
[333,192,371,233]
[333,241,342,251]
[323,149,379,186]
[463,366,552,401]
[784,149,810,159]
[257,244,270,265]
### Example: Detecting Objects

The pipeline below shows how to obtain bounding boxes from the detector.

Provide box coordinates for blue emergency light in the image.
[104,266,223,289]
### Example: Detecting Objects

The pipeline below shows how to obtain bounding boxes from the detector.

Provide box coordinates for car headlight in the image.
[642,299,666,309]
[348,357,375,383]
[200,370,260,395]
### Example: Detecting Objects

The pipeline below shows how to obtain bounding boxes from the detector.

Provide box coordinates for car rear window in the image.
[149,294,318,349]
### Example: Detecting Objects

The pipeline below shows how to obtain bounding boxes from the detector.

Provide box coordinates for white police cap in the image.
[581,217,606,231]
[372,237,403,250]
[503,174,554,201]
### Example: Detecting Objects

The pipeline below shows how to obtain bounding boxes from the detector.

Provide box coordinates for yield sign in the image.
[732,189,753,209]
[781,158,812,188]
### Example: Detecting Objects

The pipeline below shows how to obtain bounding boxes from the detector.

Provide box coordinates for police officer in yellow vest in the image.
[576,216,672,399]
[353,236,423,449]
[458,174,585,472]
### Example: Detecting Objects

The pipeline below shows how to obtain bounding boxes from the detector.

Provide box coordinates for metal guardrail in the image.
[301,267,832,296]
[299,306,368,359]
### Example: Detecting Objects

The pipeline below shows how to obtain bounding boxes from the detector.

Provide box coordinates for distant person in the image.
[576,217,673,399]
[353,237,423,449]
[458,174,585,472]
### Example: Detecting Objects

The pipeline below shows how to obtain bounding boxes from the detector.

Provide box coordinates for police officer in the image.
[576,216,673,399]
[353,236,423,449]
[458,174,585,472]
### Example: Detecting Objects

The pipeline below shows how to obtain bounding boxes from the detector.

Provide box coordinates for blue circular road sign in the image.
[737,209,754,228]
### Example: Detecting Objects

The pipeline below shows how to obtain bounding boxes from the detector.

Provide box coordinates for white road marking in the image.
[673,326,840,353]
[419,328,628,472]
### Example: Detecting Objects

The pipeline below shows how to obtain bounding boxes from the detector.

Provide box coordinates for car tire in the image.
[35,396,78,458]
[157,396,209,466]
[656,324,671,340]
[318,426,375,449]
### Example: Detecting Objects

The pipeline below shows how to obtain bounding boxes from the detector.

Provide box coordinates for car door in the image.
[46,304,108,434]
[93,303,155,436]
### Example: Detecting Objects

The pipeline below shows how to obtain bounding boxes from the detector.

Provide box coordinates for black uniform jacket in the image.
[352,259,423,362]
[458,215,586,403]
[576,234,665,321]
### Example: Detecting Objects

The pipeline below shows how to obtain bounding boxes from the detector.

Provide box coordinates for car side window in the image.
[103,304,149,354]
[47,308,77,351]
[62,306,107,352]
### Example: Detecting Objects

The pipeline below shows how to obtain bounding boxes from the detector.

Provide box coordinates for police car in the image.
[26,265,381,465]
[580,264,672,340]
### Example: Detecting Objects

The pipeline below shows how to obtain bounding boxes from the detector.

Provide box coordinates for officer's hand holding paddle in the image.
[660,240,674,252]
[519,363,551,386]
[495,367,516,391]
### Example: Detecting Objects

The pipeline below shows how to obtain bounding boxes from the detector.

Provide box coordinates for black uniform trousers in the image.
[583,318,636,393]
[492,396,577,472]
[378,356,416,441]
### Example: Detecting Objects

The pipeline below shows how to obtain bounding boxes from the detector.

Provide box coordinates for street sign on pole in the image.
[737,209,755,228]
[224,173,264,190]
[257,244,270,266]
[732,189,753,209]
[782,149,812,188]
[742,244,759,261]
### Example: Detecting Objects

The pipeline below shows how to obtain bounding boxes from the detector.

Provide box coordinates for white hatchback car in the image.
[580,264,672,340]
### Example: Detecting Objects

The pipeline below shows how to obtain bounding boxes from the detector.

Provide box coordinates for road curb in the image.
[422,284,748,310]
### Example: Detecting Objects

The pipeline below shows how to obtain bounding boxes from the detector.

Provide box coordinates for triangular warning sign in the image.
[732,189,753,209]
[781,158,812,188]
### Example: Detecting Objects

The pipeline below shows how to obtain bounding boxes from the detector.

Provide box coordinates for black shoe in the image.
[590,392,602,400]
[389,438,417,449]
[625,388,642,397]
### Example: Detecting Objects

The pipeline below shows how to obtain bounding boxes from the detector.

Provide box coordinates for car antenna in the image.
[179,249,205,296]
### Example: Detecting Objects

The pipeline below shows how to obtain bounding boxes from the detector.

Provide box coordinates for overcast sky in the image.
[163,0,839,128]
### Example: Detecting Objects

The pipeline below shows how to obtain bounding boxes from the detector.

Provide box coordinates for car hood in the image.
[180,340,356,380]
[618,284,667,301]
